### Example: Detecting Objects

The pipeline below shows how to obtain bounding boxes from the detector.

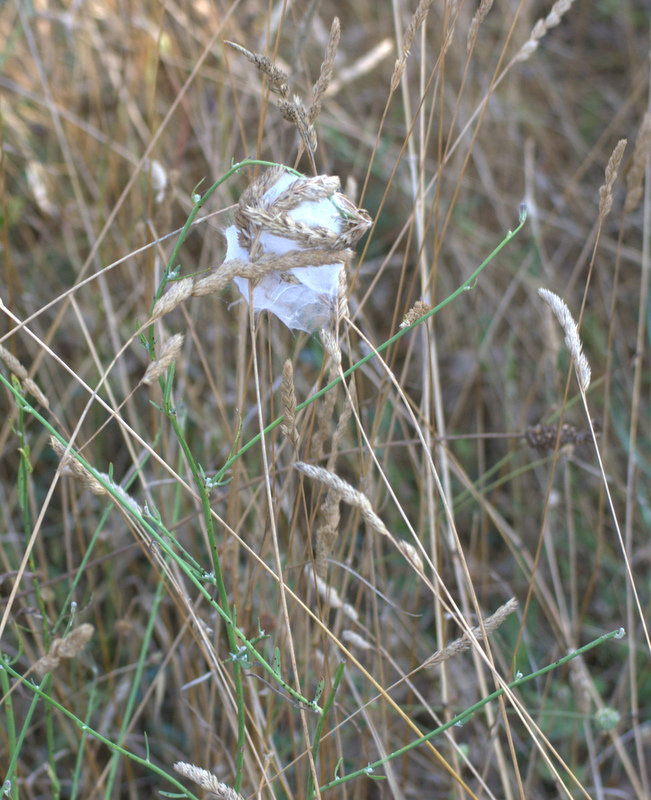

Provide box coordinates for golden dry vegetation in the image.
[1,2,650,799]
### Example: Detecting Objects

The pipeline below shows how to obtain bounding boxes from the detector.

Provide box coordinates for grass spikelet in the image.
[315,488,341,578]
[311,330,341,459]
[391,0,435,91]
[467,0,494,52]
[400,299,432,328]
[624,112,651,214]
[224,41,289,98]
[295,462,390,536]
[50,437,142,514]
[226,41,318,154]
[514,0,576,63]
[396,539,424,574]
[341,630,373,651]
[336,265,349,323]
[309,17,341,125]
[0,344,50,409]
[173,762,244,800]
[142,333,185,385]
[34,624,94,678]
[313,379,356,576]
[537,288,591,392]
[152,250,349,321]
[280,359,299,450]
[423,598,518,669]
[599,138,627,221]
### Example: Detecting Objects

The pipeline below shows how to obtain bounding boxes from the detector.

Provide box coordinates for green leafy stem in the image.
[319,627,625,793]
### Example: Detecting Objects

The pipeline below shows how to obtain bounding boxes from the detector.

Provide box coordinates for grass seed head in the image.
[538,288,591,392]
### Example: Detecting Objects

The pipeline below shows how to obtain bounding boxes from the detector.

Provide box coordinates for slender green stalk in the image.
[0,661,201,800]
[70,669,99,800]
[1,374,320,715]
[2,673,47,794]
[214,207,528,483]
[0,658,17,786]
[167,408,246,790]
[103,574,167,799]
[319,628,624,793]
[14,385,60,799]
[306,661,346,800]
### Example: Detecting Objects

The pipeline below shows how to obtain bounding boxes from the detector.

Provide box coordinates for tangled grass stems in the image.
[3,5,645,797]
[318,629,625,794]
[213,206,528,484]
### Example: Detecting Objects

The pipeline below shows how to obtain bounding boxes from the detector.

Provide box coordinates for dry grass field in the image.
[1,1,649,799]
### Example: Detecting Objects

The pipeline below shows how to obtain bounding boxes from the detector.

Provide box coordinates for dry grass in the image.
[1,2,650,799]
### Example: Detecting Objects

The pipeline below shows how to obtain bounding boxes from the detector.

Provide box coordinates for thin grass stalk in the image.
[1,661,202,800]
[214,211,527,483]
[70,672,99,800]
[305,661,346,800]
[104,574,167,799]
[319,629,624,794]
[248,305,322,800]
[167,411,247,790]
[14,395,61,797]
[622,106,651,798]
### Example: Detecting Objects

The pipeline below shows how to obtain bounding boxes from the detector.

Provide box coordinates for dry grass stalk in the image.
[50,436,142,514]
[467,0,494,52]
[151,249,350,322]
[142,333,185,385]
[537,289,591,392]
[391,0,435,91]
[400,299,433,328]
[514,0,576,63]
[173,762,244,800]
[34,623,94,678]
[0,344,50,410]
[225,39,320,154]
[598,139,627,221]
[280,359,299,450]
[308,17,341,125]
[624,112,651,214]
[423,598,518,669]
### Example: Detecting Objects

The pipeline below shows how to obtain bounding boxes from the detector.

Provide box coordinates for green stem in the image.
[215,209,528,483]
[2,672,49,794]
[319,628,624,793]
[168,412,247,790]
[0,660,201,800]
[306,661,346,800]
[103,573,167,800]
